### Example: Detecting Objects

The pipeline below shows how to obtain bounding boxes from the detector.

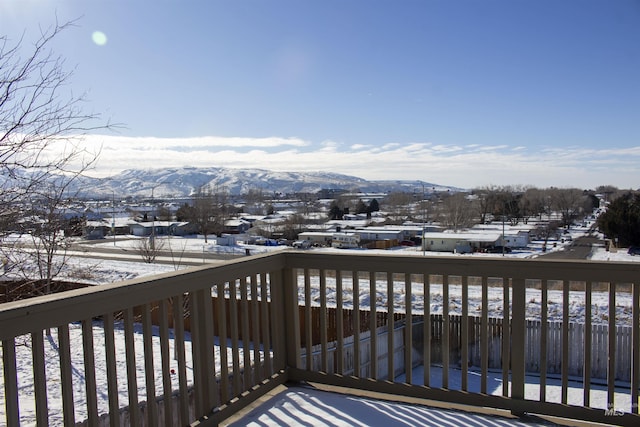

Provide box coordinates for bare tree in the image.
[190,185,214,242]
[473,185,498,224]
[384,192,412,224]
[1,21,109,298]
[244,188,266,214]
[156,205,173,221]
[136,235,166,264]
[550,188,585,227]
[210,186,230,236]
[439,192,475,231]
[1,21,106,218]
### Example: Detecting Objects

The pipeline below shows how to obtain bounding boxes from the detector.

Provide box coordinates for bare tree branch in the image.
[1,20,113,300]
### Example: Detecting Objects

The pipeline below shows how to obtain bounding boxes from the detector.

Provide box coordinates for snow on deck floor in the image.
[227,361,634,426]
[227,385,558,427]
[228,365,634,427]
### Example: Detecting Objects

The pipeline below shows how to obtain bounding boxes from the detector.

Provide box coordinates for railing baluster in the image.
[158,299,173,427]
[404,273,412,385]
[216,283,230,403]
[540,279,548,402]
[194,286,216,414]
[123,308,139,426]
[81,318,99,425]
[632,280,639,414]
[320,270,328,373]
[102,313,119,427]
[459,275,467,391]
[336,270,344,375]
[190,292,204,416]
[387,272,395,381]
[562,280,569,404]
[502,277,509,397]
[172,294,190,425]
[58,321,75,426]
[2,338,20,427]
[142,304,159,426]
[250,274,262,382]
[584,281,592,407]
[353,270,361,377]
[259,273,272,377]
[443,274,449,389]
[608,281,616,411]
[370,271,378,380]
[201,288,217,411]
[511,277,526,404]
[304,268,312,371]
[481,276,488,394]
[31,330,48,426]
[229,280,241,396]
[240,277,252,389]
[424,274,431,388]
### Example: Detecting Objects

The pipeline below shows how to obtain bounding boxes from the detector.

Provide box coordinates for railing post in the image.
[511,277,526,411]
[271,266,300,372]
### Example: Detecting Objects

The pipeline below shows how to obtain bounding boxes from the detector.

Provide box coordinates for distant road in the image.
[69,241,246,267]
[538,233,602,260]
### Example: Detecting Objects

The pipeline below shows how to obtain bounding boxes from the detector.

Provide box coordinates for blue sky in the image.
[2,0,639,189]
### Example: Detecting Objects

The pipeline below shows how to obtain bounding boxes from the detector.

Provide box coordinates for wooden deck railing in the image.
[1,251,639,426]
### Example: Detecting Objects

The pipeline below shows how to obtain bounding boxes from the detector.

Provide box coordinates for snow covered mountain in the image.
[73,167,459,198]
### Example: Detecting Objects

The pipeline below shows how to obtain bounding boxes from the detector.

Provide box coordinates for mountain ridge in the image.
[74,167,460,198]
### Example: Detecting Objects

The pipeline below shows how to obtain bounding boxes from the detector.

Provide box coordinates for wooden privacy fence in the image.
[299,306,636,383]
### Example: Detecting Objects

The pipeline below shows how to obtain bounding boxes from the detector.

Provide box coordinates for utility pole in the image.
[150,187,156,251]
[422,183,426,256]
[112,191,116,246]
[502,214,505,256]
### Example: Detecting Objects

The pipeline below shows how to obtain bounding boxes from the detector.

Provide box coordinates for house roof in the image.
[422,232,502,242]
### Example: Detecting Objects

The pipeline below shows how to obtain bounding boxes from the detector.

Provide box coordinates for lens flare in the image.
[91,31,108,46]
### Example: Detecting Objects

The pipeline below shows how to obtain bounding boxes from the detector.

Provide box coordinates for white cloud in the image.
[65,134,640,189]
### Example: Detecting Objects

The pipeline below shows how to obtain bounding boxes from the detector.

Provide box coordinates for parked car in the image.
[628,246,640,256]
[292,240,312,249]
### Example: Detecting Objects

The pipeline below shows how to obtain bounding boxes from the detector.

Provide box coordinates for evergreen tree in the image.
[328,202,343,220]
[598,192,640,246]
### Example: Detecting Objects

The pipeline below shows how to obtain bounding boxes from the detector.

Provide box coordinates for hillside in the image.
[72,167,459,198]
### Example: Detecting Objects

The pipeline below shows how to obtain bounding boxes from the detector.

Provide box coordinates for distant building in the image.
[422,232,502,253]
[129,221,194,237]
[223,219,251,234]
